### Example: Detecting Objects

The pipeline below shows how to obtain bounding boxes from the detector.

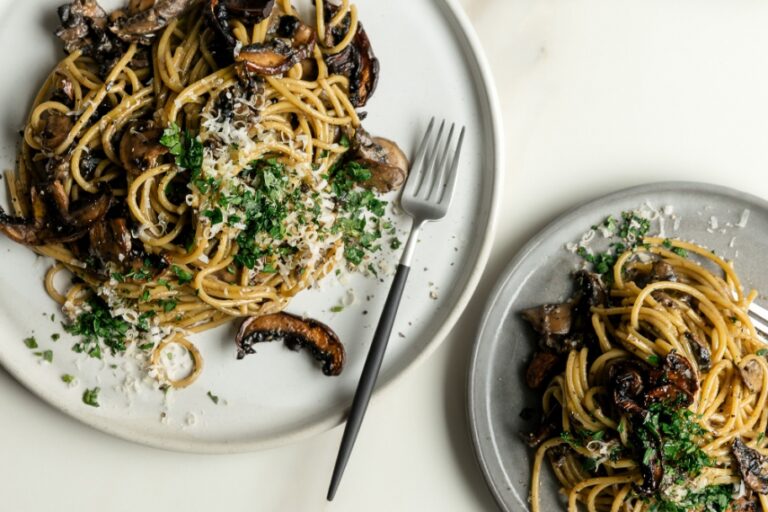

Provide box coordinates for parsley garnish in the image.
[64,297,130,358]
[203,207,223,225]
[172,265,193,285]
[207,391,220,405]
[23,336,38,349]
[160,299,178,313]
[35,350,53,363]
[61,374,75,384]
[82,387,100,407]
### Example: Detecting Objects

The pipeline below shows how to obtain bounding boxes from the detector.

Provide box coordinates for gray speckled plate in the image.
[468,182,768,512]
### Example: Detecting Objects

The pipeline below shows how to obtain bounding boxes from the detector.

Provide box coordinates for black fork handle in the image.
[326,263,411,501]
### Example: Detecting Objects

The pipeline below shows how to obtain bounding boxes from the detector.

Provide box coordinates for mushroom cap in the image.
[733,437,768,494]
[119,120,169,176]
[236,312,346,376]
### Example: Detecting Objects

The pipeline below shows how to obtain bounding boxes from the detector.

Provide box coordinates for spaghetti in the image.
[2,0,405,387]
[525,237,768,512]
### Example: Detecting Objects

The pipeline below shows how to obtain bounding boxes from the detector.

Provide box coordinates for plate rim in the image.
[466,180,768,512]
[0,0,504,453]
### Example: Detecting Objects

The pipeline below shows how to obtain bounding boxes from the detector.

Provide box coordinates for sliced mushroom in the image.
[525,351,561,389]
[236,23,317,76]
[236,312,345,376]
[322,0,379,107]
[684,331,711,372]
[38,110,74,153]
[89,218,132,266]
[111,0,200,43]
[0,208,44,246]
[609,361,646,415]
[573,270,608,311]
[62,188,113,229]
[56,0,109,52]
[522,303,573,337]
[740,359,763,393]
[650,351,699,397]
[733,437,768,494]
[636,436,664,496]
[119,120,169,176]
[522,403,561,448]
[650,260,678,283]
[350,128,409,193]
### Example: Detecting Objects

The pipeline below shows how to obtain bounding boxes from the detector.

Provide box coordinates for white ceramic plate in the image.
[468,182,768,511]
[0,0,501,452]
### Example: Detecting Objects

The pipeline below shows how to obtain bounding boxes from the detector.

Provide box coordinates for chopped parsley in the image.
[160,122,203,173]
[330,305,344,313]
[158,299,178,313]
[639,404,713,483]
[758,349,768,357]
[51,333,60,342]
[207,391,220,405]
[172,265,193,285]
[576,211,654,280]
[64,297,131,358]
[61,374,75,384]
[203,207,224,225]
[648,484,733,512]
[82,387,100,407]
[23,336,38,349]
[35,350,53,363]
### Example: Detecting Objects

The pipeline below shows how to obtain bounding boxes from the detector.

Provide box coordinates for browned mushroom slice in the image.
[110,0,200,43]
[636,437,664,496]
[733,437,768,494]
[649,260,678,283]
[38,110,74,152]
[521,303,573,337]
[608,361,646,415]
[56,0,109,52]
[0,208,43,246]
[739,359,763,393]
[684,331,711,372]
[119,120,169,176]
[236,30,316,76]
[349,128,409,193]
[522,403,561,448]
[236,312,345,376]
[525,351,561,389]
[650,351,699,396]
[89,218,132,266]
[63,189,113,228]
[322,1,379,107]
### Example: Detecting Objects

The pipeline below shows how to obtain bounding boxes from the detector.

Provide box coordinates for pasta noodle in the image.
[527,237,768,512]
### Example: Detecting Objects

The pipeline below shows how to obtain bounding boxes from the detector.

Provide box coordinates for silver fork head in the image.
[400,117,466,224]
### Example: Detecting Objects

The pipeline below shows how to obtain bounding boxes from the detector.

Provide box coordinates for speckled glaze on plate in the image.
[0,0,502,452]
[468,182,768,511]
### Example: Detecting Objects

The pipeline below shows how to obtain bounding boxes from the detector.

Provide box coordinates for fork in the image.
[326,118,466,501]
[749,302,768,342]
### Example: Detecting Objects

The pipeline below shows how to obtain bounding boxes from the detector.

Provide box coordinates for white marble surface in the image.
[6,0,768,510]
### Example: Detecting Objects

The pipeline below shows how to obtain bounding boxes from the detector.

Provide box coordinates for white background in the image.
[5,0,768,510]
